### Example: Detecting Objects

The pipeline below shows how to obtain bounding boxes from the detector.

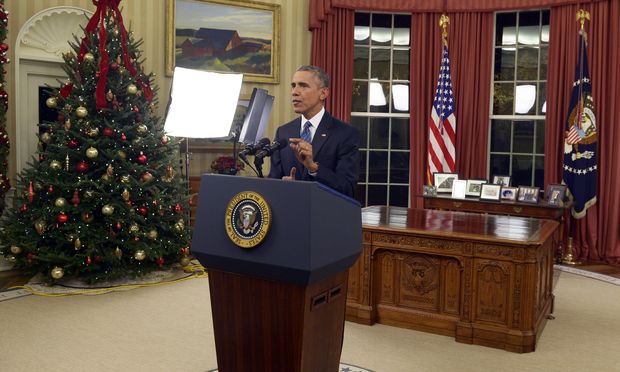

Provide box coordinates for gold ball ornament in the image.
[54,197,68,208]
[34,219,47,235]
[40,132,52,144]
[174,221,185,232]
[117,150,127,159]
[50,160,61,170]
[76,106,88,118]
[127,84,138,95]
[146,229,158,240]
[50,267,65,279]
[101,204,115,215]
[134,250,146,261]
[137,124,148,134]
[83,52,95,63]
[46,97,58,109]
[85,147,99,159]
[10,246,22,254]
[180,256,191,267]
[6,255,16,263]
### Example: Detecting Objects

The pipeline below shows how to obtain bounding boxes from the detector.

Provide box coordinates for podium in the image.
[192,174,362,372]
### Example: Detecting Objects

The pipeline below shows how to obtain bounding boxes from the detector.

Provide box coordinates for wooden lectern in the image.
[192,175,362,372]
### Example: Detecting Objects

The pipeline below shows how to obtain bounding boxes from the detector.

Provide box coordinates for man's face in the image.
[291,70,328,119]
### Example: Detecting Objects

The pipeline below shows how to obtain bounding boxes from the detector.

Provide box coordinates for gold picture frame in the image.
[166,0,280,83]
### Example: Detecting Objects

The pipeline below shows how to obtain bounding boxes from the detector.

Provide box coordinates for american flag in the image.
[427,44,456,184]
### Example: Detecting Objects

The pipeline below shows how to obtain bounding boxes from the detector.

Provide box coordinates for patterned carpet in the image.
[208,364,372,372]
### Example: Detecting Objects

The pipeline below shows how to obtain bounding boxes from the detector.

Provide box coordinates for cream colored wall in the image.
[4,0,311,179]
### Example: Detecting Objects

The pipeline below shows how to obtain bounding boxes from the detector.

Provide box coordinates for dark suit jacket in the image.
[268,112,359,197]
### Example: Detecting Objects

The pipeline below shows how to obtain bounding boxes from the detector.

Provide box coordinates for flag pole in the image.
[562,9,590,266]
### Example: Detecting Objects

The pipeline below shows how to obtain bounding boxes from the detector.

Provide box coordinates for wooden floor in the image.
[1,262,619,292]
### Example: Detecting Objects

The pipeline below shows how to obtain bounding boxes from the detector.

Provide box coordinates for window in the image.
[351,12,411,207]
[489,10,549,188]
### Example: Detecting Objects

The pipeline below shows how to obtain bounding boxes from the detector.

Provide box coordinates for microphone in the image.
[238,138,270,162]
[255,139,288,159]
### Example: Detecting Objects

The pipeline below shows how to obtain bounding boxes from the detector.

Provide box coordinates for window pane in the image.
[368,151,388,182]
[534,156,544,189]
[392,49,409,80]
[539,45,548,80]
[355,184,367,206]
[493,83,514,115]
[352,81,368,112]
[518,11,540,45]
[369,81,390,113]
[494,48,515,81]
[393,15,410,46]
[390,152,409,183]
[537,82,546,115]
[371,14,392,46]
[371,49,391,80]
[390,185,409,207]
[354,47,369,79]
[512,155,533,186]
[369,117,389,149]
[351,116,368,148]
[490,119,511,152]
[541,11,550,43]
[490,154,510,178]
[516,47,539,80]
[391,83,409,113]
[354,13,370,45]
[515,83,536,115]
[496,13,517,45]
[535,120,545,154]
[391,118,409,150]
[368,185,387,206]
[513,120,534,153]
[359,149,367,182]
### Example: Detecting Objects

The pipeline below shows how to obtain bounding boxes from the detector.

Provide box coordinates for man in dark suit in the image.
[268,65,359,197]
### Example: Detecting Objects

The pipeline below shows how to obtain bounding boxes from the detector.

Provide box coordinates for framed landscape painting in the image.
[166,0,280,83]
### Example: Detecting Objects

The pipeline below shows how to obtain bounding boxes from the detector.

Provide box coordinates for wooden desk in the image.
[423,195,570,263]
[346,206,558,353]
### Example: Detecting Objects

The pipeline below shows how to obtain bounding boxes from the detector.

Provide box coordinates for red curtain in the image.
[546,1,620,263]
[310,7,354,122]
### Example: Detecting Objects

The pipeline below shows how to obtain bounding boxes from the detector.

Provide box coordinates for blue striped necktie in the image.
[301,121,312,143]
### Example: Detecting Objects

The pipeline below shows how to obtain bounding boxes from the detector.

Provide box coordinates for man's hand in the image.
[282,167,297,181]
[289,138,318,172]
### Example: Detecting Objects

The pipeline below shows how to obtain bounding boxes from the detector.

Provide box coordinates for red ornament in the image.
[121,133,127,141]
[28,181,34,203]
[27,253,34,264]
[161,136,169,145]
[137,152,147,164]
[141,172,153,182]
[57,213,69,224]
[68,139,79,149]
[57,114,65,123]
[110,61,119,70]
[156,257,165,267]
[133,106,139,113]
[39,154,45,162]
[19,204,28,213]
[116,222,122,231]
[126,200,133,207]
[76,161,89,173]
[86,255,92,265]
[189,199,194,206]
[173,204,182,213]
[71,190,80,206]
[48,185,54,193]
[138,207,148,216]
[103,127,114,137]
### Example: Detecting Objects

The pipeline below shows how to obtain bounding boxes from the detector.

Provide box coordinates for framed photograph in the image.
[465,179,486,197]
[433,173,459,193]
[451,180,467,199]
[480,184,501,200]
[492,175,511,187]
[166,0,281,83]
[518,186,540,204]
[500,186,519,201]
[423,185,438,196]
[546,184,567,206]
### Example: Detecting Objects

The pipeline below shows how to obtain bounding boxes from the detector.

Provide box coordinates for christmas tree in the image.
[0,0,10,214]
[0,0,192,283]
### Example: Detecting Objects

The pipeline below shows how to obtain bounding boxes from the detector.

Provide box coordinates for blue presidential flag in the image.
[562,30,597,219]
